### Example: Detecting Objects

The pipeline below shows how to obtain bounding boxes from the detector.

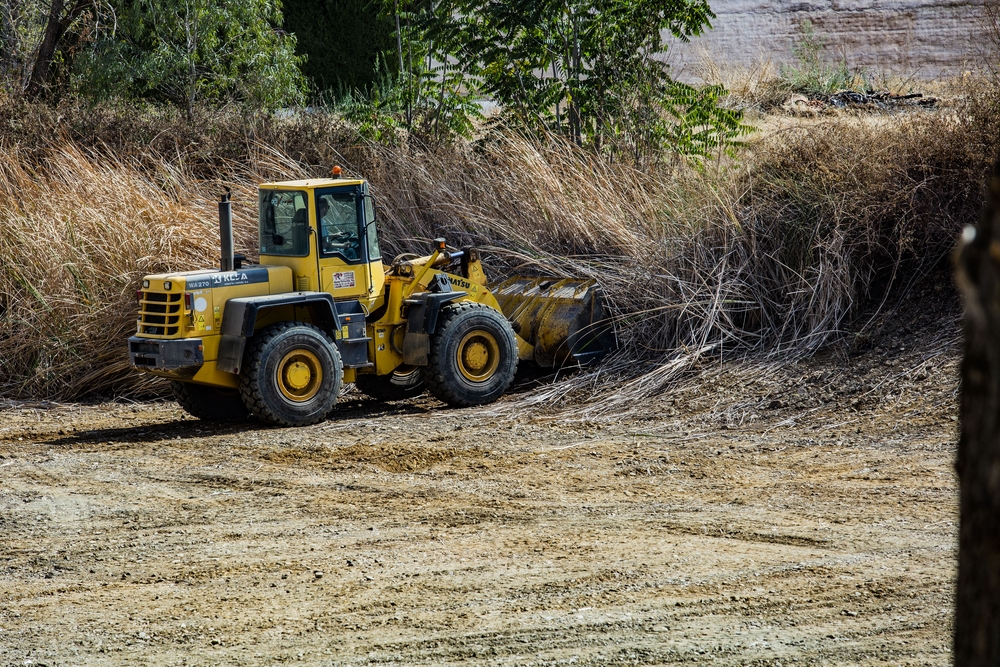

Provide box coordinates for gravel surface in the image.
[0,320,960,666]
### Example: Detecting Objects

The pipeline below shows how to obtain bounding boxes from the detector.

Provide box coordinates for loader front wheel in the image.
[170,381,248,422]
[354,366,425,402]
[240,322,343,426]
[426,302,518,407]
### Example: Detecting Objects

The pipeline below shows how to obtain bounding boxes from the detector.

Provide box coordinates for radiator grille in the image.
[137,291,182,337]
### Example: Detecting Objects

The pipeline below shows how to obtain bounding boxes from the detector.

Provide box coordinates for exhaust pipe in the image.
[219,188,234,272]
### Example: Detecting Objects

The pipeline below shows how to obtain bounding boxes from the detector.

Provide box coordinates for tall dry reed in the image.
[0,138,307,398]
[0,88,992,403]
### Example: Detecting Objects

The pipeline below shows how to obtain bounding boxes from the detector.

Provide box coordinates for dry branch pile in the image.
[0,88,992,403]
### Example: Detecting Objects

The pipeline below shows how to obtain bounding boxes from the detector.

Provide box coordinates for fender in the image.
[401,274,466,365]
[217,292,366,374]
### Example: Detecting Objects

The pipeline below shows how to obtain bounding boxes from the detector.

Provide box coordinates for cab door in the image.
[315,185,384,304]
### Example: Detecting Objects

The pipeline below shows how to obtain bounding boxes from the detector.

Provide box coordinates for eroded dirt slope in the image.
[0,314,960,666]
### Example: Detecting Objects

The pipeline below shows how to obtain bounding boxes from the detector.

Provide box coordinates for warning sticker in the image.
[332,271,356,289]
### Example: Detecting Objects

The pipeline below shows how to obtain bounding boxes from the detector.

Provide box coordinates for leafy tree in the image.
[1,0,47,93]
[399,0,749,159]
[283,0,396,95]
[25,0,95,98]
[75,0,306,117]
[326,0,480,143]
[383,0,482,141]
[0,0,99,97]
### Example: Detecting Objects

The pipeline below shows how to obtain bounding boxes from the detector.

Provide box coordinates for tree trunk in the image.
[393,1,404,76]
[183,2,197,122]
[954,155,1000,664]
[405,10,413,130]
[394,0,409,128]
[24,0,86,99]
[0,0,21,83]
[570,11,581,146]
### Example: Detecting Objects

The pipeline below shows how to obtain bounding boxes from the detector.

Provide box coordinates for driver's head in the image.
[318,199,329,216]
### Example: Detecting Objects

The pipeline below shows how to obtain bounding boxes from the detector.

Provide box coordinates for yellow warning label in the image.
[341,325,350,339]
[196,315,206,331]
[213,306,221,329]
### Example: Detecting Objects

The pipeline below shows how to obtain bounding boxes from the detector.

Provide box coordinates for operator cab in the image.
[258,177,385,303]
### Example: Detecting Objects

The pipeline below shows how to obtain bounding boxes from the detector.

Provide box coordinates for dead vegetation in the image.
[0,79,991,402]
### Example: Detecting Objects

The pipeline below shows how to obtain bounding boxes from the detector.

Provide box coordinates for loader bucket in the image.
[493,277,614,368]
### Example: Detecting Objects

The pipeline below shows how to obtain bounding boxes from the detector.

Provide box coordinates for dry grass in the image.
[363,107,986,415]
[0,137,306,398]
[0,85,993,403]
[695,57,790,111]
[694,53,969,113]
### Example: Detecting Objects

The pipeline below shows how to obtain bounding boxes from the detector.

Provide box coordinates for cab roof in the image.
[259,177,366,189]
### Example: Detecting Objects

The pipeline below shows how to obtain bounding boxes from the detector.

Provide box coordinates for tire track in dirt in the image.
[0,322,960,665]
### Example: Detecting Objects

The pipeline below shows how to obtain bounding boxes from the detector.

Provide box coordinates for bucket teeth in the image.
[494,277,614,368]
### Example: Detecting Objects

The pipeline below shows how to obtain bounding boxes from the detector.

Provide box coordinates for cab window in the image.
[259,189,309,256]
[316,188,362,262]
[364,195,381,261]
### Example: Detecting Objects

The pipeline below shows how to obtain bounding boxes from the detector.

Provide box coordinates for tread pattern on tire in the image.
[424,301,518,407]
[171,380,248,421]
[239,321,342,427]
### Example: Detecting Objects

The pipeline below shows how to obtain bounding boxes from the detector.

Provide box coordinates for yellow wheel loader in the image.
[128,173,611,426]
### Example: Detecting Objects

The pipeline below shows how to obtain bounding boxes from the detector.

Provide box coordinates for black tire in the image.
[354,366,425,402]
[170,381,248,422]
[239,322,343,427]
[425,302,518,407]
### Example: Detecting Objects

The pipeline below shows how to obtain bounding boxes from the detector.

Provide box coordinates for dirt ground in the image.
[0,308,961,666]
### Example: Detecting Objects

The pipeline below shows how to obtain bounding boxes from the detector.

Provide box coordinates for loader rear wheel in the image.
[425,302,518,407]
[170,381,248,422]
[240,322,343,427]
[354,366,425,402]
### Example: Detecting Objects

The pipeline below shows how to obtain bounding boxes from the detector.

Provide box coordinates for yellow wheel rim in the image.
[456,330,500,382]
[276,348,322,402]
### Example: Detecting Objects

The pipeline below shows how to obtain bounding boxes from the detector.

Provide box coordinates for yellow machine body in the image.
[128,176,609,400]
[494,277,609,367]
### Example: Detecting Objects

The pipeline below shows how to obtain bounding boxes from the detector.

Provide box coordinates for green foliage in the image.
[283,0,397,94]
[658,81,749,159]
[779,20,858,96]
[390,0,751,159]
[324,3,484,143]
[73,0,306,115]
[327,57,408,143]
[0,0,49,93]
[326,54,483,143]
[392,0,484,141]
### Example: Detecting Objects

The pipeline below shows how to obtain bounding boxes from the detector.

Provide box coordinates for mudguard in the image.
[217,292,369,374]
[401,274,466,365]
